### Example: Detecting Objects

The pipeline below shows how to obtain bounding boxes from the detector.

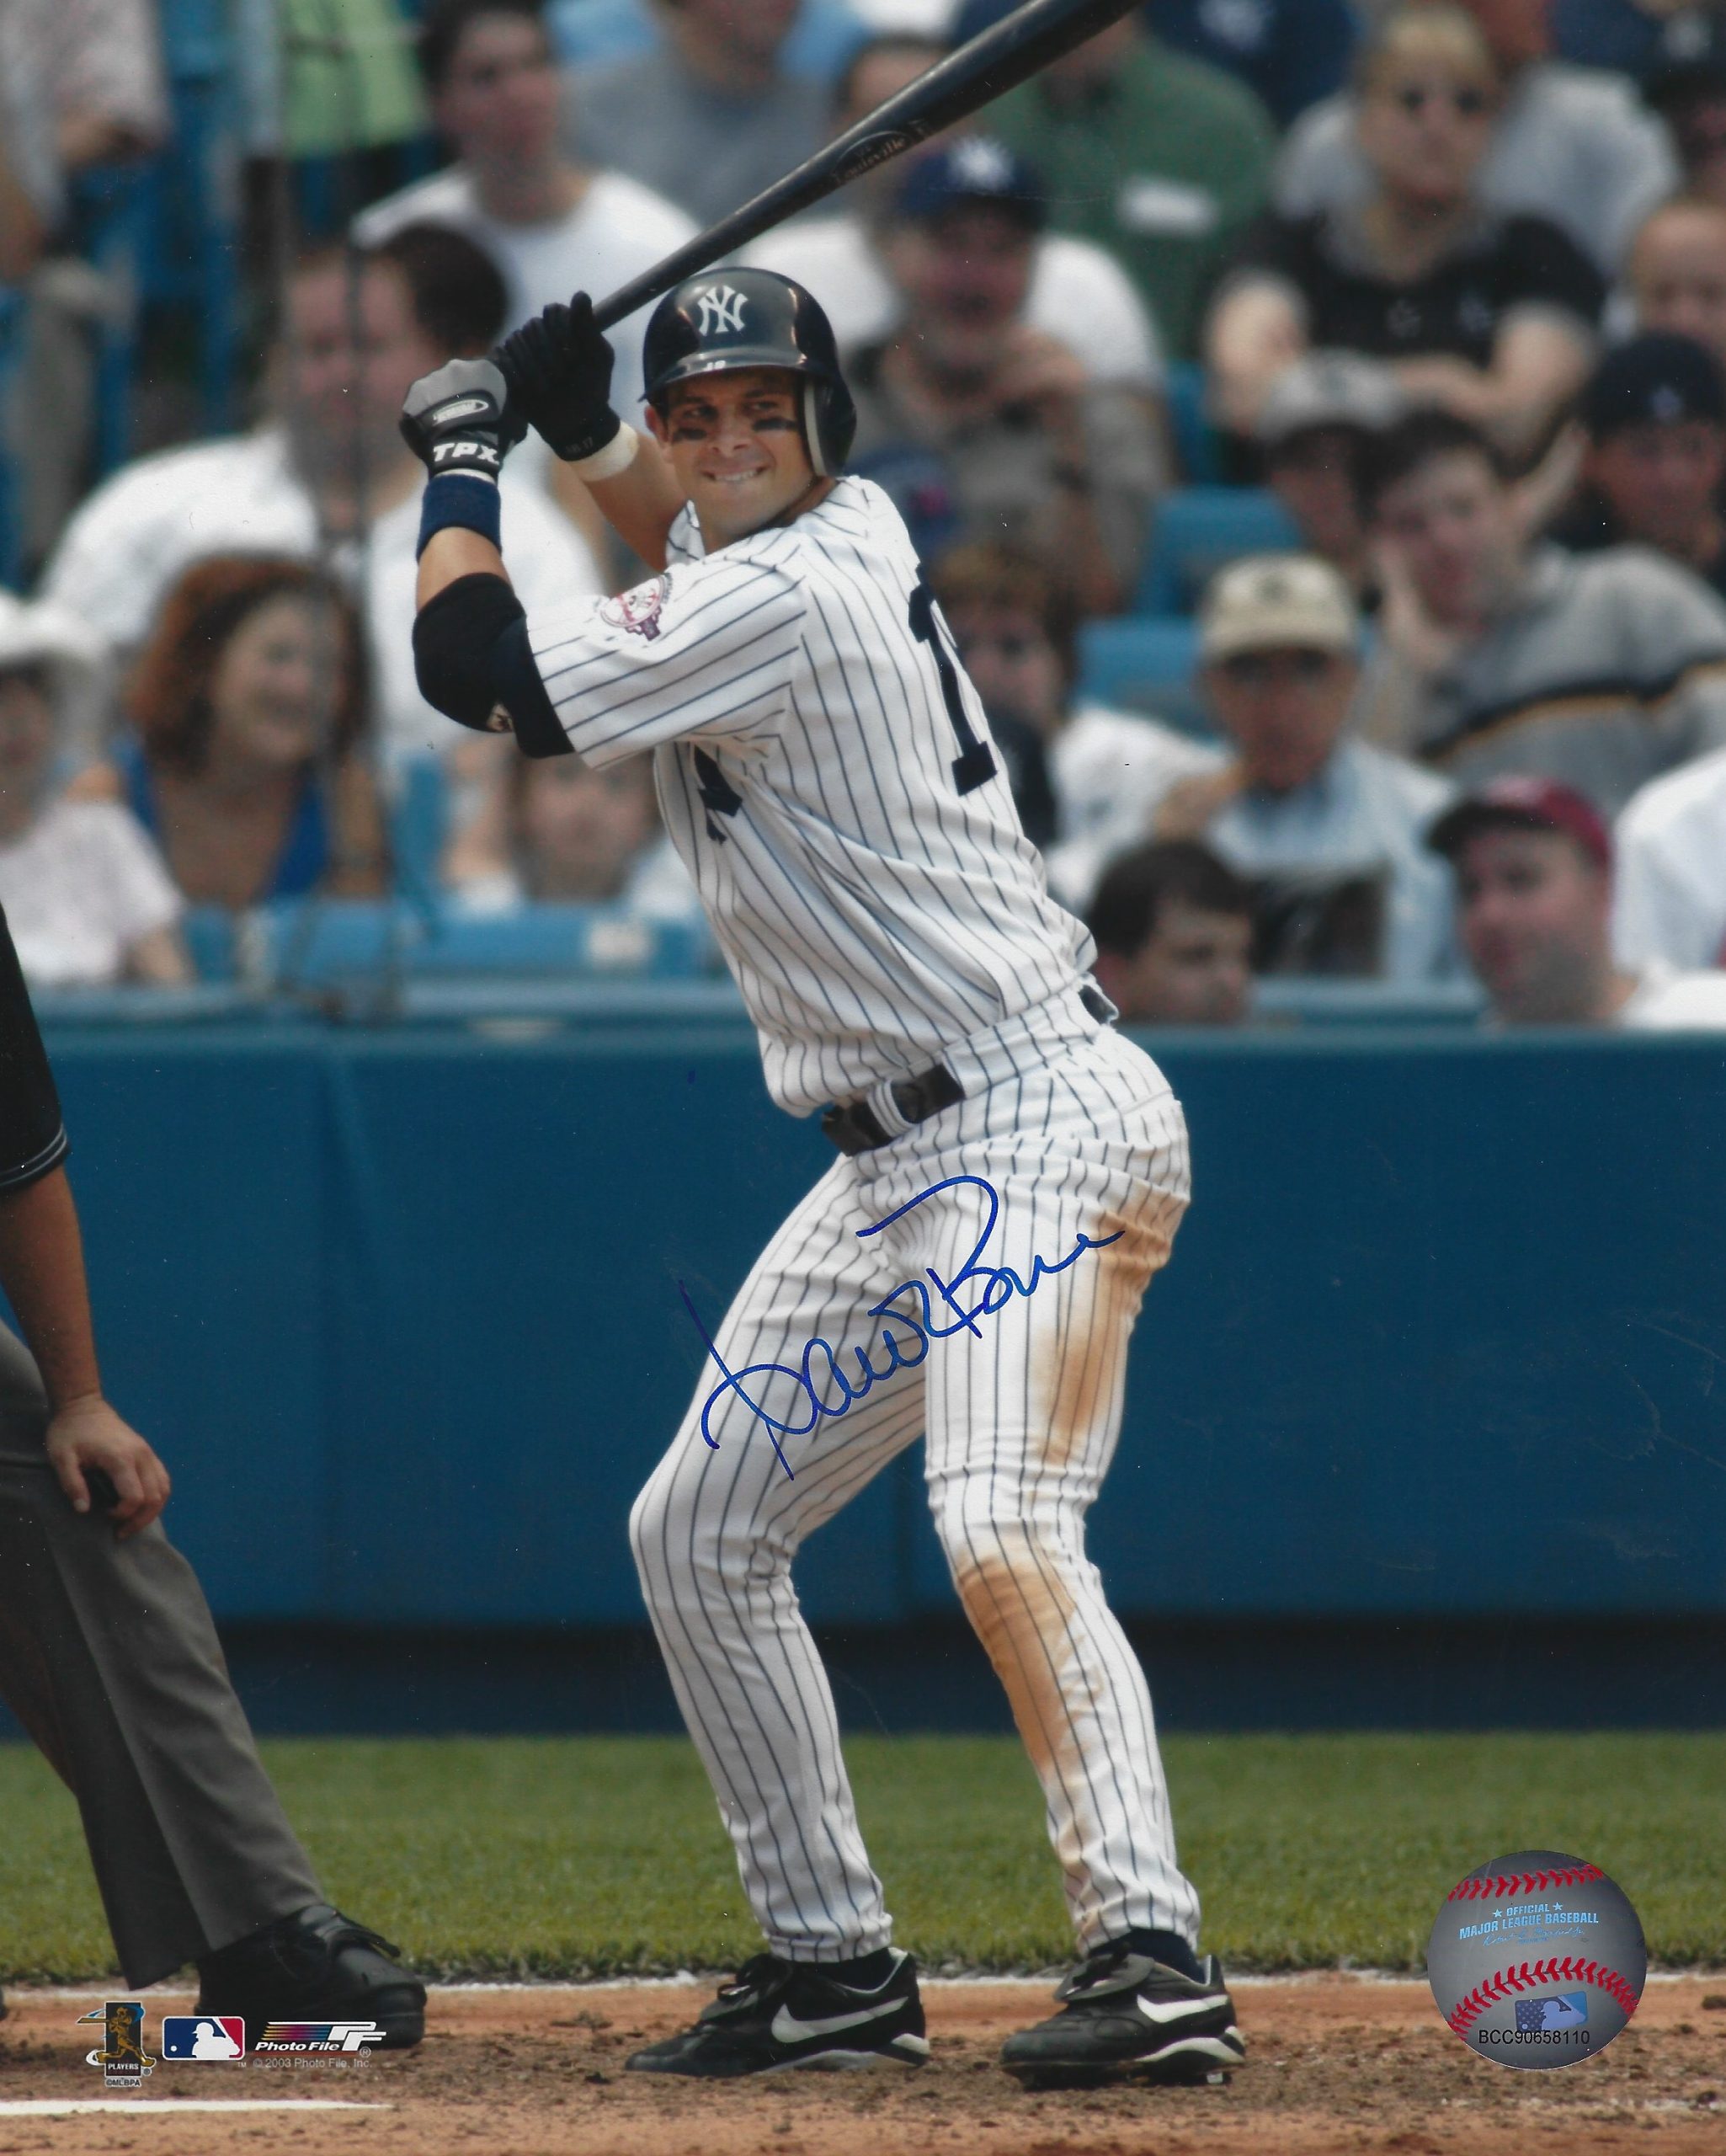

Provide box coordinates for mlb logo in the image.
[1516,1992,1587,2032]
[161,2015,245,2059]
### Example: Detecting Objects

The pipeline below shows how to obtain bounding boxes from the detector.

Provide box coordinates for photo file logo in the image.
[256,2020,386,2052]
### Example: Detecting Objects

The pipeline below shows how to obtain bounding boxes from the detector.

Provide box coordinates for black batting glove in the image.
[493,296,621,464]
[399,357,525,479]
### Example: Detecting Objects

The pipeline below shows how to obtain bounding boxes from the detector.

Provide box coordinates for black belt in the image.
[822,1063,964,1155]
[820,984,1113,1156]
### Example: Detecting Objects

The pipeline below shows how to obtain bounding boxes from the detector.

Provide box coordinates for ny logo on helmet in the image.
[695,285,748,338]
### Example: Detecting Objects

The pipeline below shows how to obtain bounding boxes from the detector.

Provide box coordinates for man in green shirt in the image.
[967,8,1275,360]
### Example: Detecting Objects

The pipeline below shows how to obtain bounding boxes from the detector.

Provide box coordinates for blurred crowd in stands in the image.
[3,0,1726,1032]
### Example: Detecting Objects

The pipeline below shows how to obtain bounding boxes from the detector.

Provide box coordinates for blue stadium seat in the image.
[390,756,448,910]
[1137,487,1300,616]
[180,906,240,984]
[1164,362,1222,486]
[183,897,707,989]
[1076,617,1212,737]
[409,905,706,979]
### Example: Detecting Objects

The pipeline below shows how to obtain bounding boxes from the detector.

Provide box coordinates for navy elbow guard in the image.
[412,574,571,755]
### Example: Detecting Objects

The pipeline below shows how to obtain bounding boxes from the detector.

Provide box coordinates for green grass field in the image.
[3,1733,1721,1983]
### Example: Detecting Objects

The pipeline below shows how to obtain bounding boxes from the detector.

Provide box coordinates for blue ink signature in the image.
[677,1175,1124,1480]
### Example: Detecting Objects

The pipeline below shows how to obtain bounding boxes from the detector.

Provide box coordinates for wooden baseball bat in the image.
[589,0,1137,334]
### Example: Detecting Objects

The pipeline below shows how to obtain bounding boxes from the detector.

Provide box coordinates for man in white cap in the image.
[1159,553,1460,980]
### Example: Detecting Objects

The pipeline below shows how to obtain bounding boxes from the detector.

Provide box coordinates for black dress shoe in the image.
[195,1903,425,2050]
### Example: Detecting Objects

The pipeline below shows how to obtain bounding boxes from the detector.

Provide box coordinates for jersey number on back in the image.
[909,576,997,796]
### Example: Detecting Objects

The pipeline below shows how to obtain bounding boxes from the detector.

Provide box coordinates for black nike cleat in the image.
[625,1950,930,2077]
[1000,1942,1245,2089]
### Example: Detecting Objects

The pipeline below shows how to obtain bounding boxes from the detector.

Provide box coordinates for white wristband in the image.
[570,423,640,481]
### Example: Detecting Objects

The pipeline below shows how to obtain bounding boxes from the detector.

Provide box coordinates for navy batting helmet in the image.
[642,270,857,478]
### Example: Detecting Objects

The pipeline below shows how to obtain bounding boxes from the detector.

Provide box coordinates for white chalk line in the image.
[0,2100,385,2115]
[13,1970,1710,2000]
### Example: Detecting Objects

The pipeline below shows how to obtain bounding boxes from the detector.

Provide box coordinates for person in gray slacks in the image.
[0,902,423,2045]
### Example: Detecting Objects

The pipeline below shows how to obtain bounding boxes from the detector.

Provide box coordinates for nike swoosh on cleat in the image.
[1135,1994,1229,2025]
[1151,2032,1245,2060]
[770,1997,907,2044]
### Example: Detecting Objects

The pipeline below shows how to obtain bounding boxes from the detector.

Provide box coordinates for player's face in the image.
[1586,420,1726,553]
[0,669,57,813]
[650,369,819,542]
[437,13,562,166]
[1631,210,1726,366]
[208,595,345,771]
[1373,450,1521,626]
[520,755,658,899]
[943,604,1066,736]
[280,262,445,479]
[1454,825,1611,1021]
[1100,901,1254,1026]
[1206,645,1358,794]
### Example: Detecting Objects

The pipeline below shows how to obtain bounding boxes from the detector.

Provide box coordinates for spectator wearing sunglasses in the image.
[1276,0,1675,279]
[1154,555,1461,982]
[1208,4,1603,462]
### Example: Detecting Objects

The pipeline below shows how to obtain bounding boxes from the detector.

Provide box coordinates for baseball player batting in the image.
[399,270,1243,2089]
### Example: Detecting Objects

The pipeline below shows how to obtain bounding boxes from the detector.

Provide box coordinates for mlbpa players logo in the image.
[161,2015,245,2059]
[695,284,748,338]
[78,1999,157,2083]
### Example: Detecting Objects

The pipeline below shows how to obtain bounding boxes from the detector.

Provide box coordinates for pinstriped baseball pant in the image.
[630,1022,1203,1963]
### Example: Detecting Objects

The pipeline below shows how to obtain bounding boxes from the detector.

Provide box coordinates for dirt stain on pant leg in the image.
[1037,1193,1178,1473]
[947,1531,1092,1902]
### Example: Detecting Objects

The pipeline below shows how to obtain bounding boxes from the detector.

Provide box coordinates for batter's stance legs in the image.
[631,1033,1206,1967]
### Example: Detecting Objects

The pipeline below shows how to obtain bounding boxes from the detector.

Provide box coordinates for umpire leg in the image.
[0,1321,322,1986]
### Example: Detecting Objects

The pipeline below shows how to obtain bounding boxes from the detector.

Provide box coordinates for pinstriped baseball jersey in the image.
[524,477,1093,1115]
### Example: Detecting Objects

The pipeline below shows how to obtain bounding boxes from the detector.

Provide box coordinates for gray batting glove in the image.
[399,357,526,479]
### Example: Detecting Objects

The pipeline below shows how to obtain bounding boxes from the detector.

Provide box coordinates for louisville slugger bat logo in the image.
[835,129,921,183]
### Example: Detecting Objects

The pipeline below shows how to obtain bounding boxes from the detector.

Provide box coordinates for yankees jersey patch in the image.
[525,478,1091,1114]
